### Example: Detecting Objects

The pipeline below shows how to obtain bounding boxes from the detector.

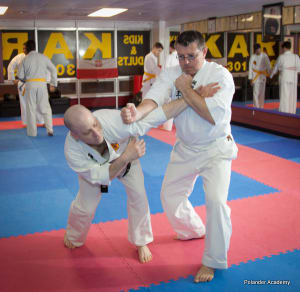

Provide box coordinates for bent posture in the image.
[63,98,198,263]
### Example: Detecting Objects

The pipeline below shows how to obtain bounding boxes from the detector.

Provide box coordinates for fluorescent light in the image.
[264,14,281,19]
[88,8,127,17]
[0,6,8,15]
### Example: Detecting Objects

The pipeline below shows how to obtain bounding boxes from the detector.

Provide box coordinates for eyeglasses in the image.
[177,51,201,62]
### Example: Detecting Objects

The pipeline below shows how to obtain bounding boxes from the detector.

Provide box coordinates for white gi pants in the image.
[66,159,153,247]
[25,82,53,136]
[18,81,44,125]
[253,80,266,108]
[161,135,238,269]
[279,81,297,114]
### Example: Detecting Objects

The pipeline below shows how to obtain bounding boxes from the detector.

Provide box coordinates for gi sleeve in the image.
[64,136,111,186]
[205,67,235,126]
[46,57,58,87]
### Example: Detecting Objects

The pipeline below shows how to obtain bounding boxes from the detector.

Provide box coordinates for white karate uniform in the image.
[248,53,271,108]
[18,51,57,136]
[65,107,167,247]
[145,61,238,269]
[141,52,161,99]
[270,50,300,114]
[7,53,44,125]
[161,51,180,131]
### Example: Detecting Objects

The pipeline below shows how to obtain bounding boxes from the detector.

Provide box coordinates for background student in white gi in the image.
[248,43,271,108]
[17,40,57,137]
[7,42,44,127]
[121,30,237,283]
[270,41,300,114]
[141,42,164,99]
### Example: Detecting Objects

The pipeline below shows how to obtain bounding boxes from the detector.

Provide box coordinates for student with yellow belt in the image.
[141,42,164,99]
[18,40,57,137]
[248,44,271,108]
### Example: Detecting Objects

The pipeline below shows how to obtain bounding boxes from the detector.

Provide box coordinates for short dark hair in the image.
[254,44,261,51]
[153,42,164,50]
[170,40,176,49]
[176,30,205,49]
[282,41,291,50]
[24,40,36,53]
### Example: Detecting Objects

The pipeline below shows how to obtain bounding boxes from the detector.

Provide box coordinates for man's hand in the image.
[175,73,193,92]
[122,137,146,162]
[121,103,139,124]
[49,85,56,93]
[195,82,220,98]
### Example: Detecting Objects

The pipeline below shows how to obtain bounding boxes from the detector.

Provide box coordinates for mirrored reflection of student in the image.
[248,44,271,108]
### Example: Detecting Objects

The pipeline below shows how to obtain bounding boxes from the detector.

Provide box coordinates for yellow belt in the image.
[26,78,47,82]
[22,78,47,95]
[143,72,156,82]
[253,69,269,82]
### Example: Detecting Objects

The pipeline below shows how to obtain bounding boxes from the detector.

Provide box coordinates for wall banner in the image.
[2,30,35,79]
[38,30,76,78]
[227,32,250,73]
[117,31,150,76]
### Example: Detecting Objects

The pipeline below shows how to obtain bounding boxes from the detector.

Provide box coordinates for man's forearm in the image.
[162,98,188,119]
[180,87,215,125]
[109,154,129,180]
[136,99,158,121]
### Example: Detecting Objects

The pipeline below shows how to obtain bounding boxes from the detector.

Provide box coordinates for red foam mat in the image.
[0,118,64,130]
[0,190,299,292]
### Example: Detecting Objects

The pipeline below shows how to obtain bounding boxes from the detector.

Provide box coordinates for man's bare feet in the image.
[64,233,77,249]
[137,245,152,263]
[194,265,215,282]
[174,234,205,240]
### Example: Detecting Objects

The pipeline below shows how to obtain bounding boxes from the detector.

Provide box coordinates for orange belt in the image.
[143,72,156,82]
[253,69,269,82]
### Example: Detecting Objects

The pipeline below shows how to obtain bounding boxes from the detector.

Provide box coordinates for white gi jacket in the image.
[142,52,161,98]
[145,61,235,145]
[165,51,179,69]
[270,50,300,114]
[65,108,167,186]
[7,53,25,81]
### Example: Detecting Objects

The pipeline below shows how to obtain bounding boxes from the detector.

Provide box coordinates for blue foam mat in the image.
[131,249,300,291]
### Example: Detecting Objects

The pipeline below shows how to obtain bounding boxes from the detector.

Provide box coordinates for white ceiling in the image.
[1,0,300,26]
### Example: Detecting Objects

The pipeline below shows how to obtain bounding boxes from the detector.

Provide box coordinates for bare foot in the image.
[174,234,205,240]
[137,245,152,263]
[194,265,215,282]
[64,233,77,249]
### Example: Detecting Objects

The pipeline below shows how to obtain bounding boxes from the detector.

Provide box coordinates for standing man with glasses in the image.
[121,30,237,283]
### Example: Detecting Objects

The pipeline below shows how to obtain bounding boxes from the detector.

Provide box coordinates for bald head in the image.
[64,104,92,132]
[64,105,104,145]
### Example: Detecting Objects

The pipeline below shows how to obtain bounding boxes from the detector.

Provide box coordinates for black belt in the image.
[122,162,131,177]
[101,162,131,193]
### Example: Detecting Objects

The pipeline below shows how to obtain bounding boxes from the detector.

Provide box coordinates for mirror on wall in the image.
[232,25,300,117]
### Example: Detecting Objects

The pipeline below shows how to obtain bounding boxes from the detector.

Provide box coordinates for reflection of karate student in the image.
[121,30,237,283]
[161,40,180,131]
[18,40,57,137]
[248,44,271,108]
[7,43,44,126]
[264,8,280,35]
[63,99,194,263]
[270,41,300,114]
[141,42,164,99]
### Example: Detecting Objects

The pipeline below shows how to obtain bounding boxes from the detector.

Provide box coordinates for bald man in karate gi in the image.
[121,30,237,282]
[63,95,216,263]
